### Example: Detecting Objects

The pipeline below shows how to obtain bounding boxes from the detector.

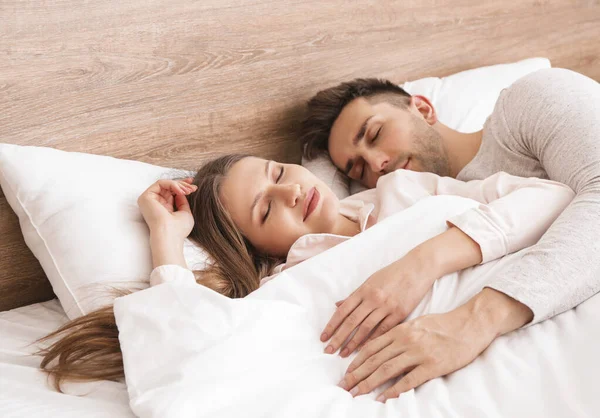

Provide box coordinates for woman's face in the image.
[220,157,341,257]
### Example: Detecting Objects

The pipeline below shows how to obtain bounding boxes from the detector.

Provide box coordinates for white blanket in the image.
[115,196,600,417]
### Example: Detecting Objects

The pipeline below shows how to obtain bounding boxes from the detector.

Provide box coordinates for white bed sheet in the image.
[0,299,134,418]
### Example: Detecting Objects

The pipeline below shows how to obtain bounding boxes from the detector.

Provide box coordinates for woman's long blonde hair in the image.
[37,154,283,392]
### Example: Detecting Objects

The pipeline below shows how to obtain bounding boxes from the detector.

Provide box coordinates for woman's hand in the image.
[321,246,439,358]
[137,178,197,240]
[321,227,483,358]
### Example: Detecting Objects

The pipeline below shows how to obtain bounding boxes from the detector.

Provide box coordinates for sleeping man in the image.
[300,68,600,401]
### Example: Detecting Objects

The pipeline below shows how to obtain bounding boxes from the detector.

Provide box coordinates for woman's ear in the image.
[411,95,438,125]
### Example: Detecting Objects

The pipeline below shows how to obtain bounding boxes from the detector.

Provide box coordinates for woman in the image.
[38,154,574,391]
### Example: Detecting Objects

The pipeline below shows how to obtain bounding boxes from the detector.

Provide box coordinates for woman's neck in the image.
[331,214,361,237]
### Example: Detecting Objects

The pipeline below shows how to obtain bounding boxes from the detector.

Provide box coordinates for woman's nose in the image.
[271,183,301,207]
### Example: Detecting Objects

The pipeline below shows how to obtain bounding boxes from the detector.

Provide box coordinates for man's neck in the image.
[435,122,483,178]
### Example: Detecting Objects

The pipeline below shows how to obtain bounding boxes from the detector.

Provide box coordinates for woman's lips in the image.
[303,187,320,221]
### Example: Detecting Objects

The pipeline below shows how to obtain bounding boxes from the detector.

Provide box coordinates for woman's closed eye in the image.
[262,166,285,224]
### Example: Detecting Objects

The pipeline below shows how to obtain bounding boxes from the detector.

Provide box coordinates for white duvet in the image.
[115,196,600,418]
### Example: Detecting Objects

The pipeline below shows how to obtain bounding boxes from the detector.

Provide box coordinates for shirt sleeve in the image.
[385,169,574,263]
[480,68,600,325]
[149,264,197,287]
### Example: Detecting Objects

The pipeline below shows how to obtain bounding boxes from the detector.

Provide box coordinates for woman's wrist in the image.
[149,229,187,269]
[402,244,441,284]
[420,226,483,278]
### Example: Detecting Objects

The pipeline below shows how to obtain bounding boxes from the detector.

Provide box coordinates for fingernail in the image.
[340,348,349,357]
[324,345,334,354]
[320,332,328,341]
[376,395,386,403]
[337,378,346,388]
[350,387,359,396]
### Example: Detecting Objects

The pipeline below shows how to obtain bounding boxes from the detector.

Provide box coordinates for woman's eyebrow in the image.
[250,160,271,218]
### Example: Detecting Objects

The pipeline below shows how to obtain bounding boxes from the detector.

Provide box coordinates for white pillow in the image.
[302,57,552,197]
[0,144,208,319]
[301,152,350,199]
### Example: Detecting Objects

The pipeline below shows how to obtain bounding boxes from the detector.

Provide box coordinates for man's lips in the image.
[401,158,410,170]
[303,187,319,221]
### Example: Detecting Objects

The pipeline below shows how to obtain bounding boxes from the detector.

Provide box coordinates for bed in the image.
[1,0,599,416]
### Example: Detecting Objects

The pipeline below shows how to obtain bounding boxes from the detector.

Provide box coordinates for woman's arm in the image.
[137,178,198,286]
[412,225,482,279]
[150,228,187,269]
[381,170,575,263]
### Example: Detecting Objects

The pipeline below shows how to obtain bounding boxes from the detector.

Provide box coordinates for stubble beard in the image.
[410,114,450,177]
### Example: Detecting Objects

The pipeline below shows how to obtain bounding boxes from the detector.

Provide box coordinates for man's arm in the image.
[483,68,600,325]
[339,69,599,401]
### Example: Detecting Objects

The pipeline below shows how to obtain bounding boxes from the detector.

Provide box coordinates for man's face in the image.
[328,96,450,188]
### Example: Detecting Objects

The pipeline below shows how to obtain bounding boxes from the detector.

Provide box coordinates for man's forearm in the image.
[465,287,534,341]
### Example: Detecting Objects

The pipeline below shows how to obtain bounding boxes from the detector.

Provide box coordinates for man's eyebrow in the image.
[344,116,373,175]
[353,116,373,146]
[250,160,270,218]
[344,158,354,176]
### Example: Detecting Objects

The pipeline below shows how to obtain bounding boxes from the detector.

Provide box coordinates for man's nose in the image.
[366,152,389,174]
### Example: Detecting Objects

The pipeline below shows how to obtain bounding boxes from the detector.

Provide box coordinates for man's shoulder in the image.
[498,68,597,118]
[485,68,595,144]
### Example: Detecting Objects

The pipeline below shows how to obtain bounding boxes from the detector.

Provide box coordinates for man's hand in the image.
[321,246,439,358]
[337,288,533,402]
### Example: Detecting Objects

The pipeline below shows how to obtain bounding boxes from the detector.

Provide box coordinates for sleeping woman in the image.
[38,153,574,392]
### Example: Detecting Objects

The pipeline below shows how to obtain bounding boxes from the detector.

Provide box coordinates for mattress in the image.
[0,299,134,418]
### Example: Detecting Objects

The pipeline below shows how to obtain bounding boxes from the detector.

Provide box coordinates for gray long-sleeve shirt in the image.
[457,68,600,325]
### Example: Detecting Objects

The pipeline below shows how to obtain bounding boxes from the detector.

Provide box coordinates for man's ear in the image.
[410,95,438,125]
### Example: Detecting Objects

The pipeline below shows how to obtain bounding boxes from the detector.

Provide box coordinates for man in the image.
[300,68,600,402]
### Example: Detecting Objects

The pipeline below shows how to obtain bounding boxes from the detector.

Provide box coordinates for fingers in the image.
[339,309,387,358]
[376,366,429,403]
[358,314,401,350]
[321,296,360,343]
[350,354,418,398]
[159,187,174,206]
[324,302,372,355]
[346,332,392,374]
[139,179,197,210]
[155,179,197,196]
[174,193,191,213]
[338,340,397,391]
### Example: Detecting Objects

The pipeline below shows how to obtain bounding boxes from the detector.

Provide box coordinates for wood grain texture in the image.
[1,0,599,311]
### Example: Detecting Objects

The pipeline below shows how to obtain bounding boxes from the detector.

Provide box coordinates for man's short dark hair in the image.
[300,78,411,159]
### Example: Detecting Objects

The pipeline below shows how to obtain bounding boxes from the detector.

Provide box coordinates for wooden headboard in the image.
[1,0,599,312]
